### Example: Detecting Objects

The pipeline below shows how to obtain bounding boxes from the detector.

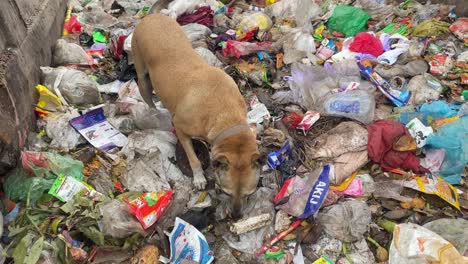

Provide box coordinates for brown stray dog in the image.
[132,14,260,219]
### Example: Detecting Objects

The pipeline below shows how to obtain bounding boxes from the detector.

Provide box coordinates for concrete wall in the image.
[0,0,67,174]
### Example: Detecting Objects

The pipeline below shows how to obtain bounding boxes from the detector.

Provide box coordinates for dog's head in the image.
[212,130,260,220]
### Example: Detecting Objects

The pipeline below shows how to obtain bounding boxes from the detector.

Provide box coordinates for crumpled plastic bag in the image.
[223,40,272,58]
[4,168,55,202]
[308,121,368,159]
[161,0,217,19]
[449,17,468,43]
[264,0,320,27]
[182,23,212,47]
[194,47,223,67]
[407,75,441,105]
[354,0,393,21]
[237,12,272,33]
[98,199,146,238]
[374,60,428,78]
[425,116,468,184]
[412,19,451,37]
[389,223,468,264]
[367,120,429,174]
[41,67,100,105]
[123,159,171,193]
[21,151,84,179]
[128,102,173,131]
[327,5,370,37]
[349,32,384,57]
[317,200,371,242]
[332,150,368,185]
[53,39,90,66]
[321,90,375,124]
[45,110,84,150]
[282,26,316,64]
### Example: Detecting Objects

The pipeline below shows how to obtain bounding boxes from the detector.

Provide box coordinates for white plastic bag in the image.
[265,0,320,27]
[195,47,223,67]
[41,67,100,105]
[389,223,468,264]
[53,39,90,66]
[45,109,83,150]
[182,23,212,44]
[128,102,172,131]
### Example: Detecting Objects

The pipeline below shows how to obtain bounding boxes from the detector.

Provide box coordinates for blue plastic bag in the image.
[425,116,468,184]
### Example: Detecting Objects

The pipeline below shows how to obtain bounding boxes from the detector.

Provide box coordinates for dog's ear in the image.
[212,154,228,168]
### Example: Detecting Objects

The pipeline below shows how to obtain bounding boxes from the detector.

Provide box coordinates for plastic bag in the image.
[21,151,84,179]
[308,121,368,159]
[283,27,316,64]
[53,39,91,66]
[161,0,213,19]
[222,40,272,58]
[321,90,375,124]
[98,199,146,239]
[125,191,173,229]
[194,47,223,67]
[45,110,84,150]
[423,218,468,256]
[265,0,320,27]
[402,175,460,209]
[238,12,272,33]
[41,67,100,105]
[389,223,468,264]
[354,0,393,21]
[407,75,441,105]
[177,6,213,26]
[450,17,468,43]
[182,23,212,44]
[168,217,214,264]
[123,160,171,193]
[107,115,136,135]
[425,116,468,184]
[331,150,368,185]
[317,200,371,242]
[374,60,429,78]
[4,169,55,202]
[128,102,173,131]
[327,5,370,37]
[274,165,332,218]
[349,32,384,57]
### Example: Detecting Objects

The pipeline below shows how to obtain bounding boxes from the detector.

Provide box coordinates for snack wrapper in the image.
[169,217,214,264]
[126,191,173,229]
[49,175,99,202]
[402,174,460,210]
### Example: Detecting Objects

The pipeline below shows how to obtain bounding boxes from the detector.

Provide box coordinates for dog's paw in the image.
[193,169,207,190]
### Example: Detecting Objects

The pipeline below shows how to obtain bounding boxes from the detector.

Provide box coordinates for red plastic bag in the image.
[367,120,429,174]
[126,190,173,229]
[282,112,304,129]
[349,32,383,57]
[449,17,468,43]
[177,6,213,26]
[222,40,272,58]
[111,35,127,60]
[64,16,82,35]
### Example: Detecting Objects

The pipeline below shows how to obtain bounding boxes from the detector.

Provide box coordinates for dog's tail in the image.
[148,0,174,14]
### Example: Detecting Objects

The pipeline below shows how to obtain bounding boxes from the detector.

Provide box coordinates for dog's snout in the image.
[231,198,243,220]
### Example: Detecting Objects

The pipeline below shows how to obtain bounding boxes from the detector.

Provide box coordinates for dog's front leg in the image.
[177,131,207,190]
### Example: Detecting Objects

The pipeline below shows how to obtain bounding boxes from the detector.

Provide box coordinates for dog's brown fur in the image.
[132,14,260,218]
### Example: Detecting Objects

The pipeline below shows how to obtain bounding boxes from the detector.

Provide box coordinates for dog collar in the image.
[211,123,251,146]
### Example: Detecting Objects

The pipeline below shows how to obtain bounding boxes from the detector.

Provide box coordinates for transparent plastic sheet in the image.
[194,47,223,67]
[182,23,212,44]
[45,110,84,150]
[223,187,276,254]
[128,103,173,131]
[425,116,468,184]
[321,90,375,124]
[41,67,100,105]
[317,200,371,242]
[407,75,441,105]
[423,218,468,256]
[53,39,90,66]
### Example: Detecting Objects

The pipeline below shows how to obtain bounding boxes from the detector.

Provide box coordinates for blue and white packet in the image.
[70,107,127,152]
[168,217,214,264]
[275,165,332,218]
[267,141,292,169]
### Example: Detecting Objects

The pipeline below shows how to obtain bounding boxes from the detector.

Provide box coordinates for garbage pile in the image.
[1,0,467,263]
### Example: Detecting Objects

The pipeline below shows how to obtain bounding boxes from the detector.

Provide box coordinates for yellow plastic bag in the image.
[35,84,63,117]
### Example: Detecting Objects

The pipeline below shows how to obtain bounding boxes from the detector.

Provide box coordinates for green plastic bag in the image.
[4,169,55,202]
[328,5,370,37]
[21,151,83,180]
